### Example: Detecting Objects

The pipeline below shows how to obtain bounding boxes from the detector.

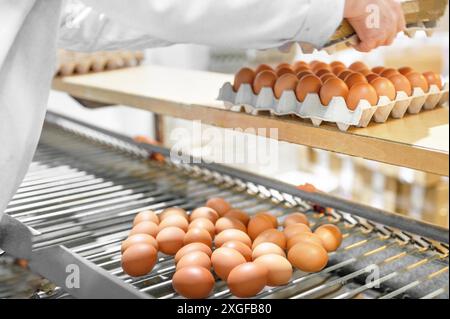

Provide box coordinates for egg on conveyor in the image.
[283,212,309,227]
[190,207,219,223]
[214,229,252,248]
[314,224,343,252]
[206,198,232,217]
[133,210,159,226]
[247,214,275,241]
[227,262,268,298]
[188,218,216,238]
[233,68,255,92]
[211,247,246,280]
[121,234,158,253]
[346,82,379,110]
[156,226,185,255]
[183,227,213,247]
[287,241,328,273]
[253,254,292,286]
[253,70,278,95]
[121,243,157,277]
[129,221,159,237]
[252,229,287,250]
[287,232,323,250]
[160,207,188,221]
[283,223,312,240]
[215,216,246,234]
[224,209,250,226]
[172,266,215,299]
[176,251,212,271]
[295,75,322,103]
[158,215,189,232]
[175,243,212,263]
[221,240,253,262]
[252,242,286,260]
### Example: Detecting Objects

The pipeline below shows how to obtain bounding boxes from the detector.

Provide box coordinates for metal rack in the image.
[1,112,449,299]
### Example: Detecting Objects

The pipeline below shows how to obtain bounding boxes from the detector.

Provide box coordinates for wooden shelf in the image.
[52,65,449,176]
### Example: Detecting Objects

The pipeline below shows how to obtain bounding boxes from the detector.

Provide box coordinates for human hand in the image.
[344,0,406,52]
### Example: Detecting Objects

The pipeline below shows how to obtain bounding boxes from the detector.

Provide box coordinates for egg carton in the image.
[217,82,449,132]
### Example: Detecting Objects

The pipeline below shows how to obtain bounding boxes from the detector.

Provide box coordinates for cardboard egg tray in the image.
[217,82,449,132]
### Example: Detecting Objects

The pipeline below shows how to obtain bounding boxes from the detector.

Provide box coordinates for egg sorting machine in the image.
[0,112,448,299]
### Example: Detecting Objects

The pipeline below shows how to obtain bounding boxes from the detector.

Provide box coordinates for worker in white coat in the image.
[0,0,405,254]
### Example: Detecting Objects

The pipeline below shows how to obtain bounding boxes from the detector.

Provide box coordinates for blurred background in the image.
[48,7,449,229]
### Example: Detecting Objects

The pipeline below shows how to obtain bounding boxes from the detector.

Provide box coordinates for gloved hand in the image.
[344,0,406,52]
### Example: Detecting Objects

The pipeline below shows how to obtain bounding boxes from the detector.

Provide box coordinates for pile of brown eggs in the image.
[233,61,443,110]
[121,198,343,299]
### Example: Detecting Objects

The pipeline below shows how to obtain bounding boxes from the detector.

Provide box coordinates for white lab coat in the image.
[0,0,345,223]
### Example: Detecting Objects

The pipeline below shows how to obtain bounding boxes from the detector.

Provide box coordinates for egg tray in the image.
[217,82,449,132]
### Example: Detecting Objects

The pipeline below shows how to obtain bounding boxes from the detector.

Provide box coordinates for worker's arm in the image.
[58,0,346,51]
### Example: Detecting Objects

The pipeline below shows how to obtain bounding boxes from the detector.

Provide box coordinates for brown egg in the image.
[206,198,231,217]
[190,207,219,223]
[381,68,399,78]
[247,215,275,241]
[405,72,429,92]
[346,83,379,110]
[309,60,321,68]
[276,67,296,77]
[287,232,323,250]
[388,74,412,96]
[295,75,322,102]
[293,61,309,71]
[176,251,211,270]
[359,69,371,76]
[422,71,443,90]
[338,70,353,80]
[129,221,159,237]
[156,226,185,255]
[275,63,293,71]
[314,224,343,252]
[158,215,189,232]
[184,228,213,247]
[365,73,380,83]
[398,66,414,76]
[288,242,328,272]
[295,65,311,74]
[227,262,268,298]
[224,209,250,226]
[233,67,255,92]
[297,70,314,80]
[175,243,212,263]
[215,217,246,234]
[121,234,158,253]
[211,247,246,280]
[172,266,215,299]
[188,218,215,238]
[252,242,286,260]
[330,61,346,69]
[252,229,286,250]
[320,73,337,84]
[255,212,278,228]
[133,210,159,226]
[254,254,292,286]
[312,62,331,73]
[160,207,188,221]
[332,66,346,76]
[283,212,310,228]
[253,70,277,94]
[215,229,252,248]
[274,74,298,99]
[372,66,385,74]
[370,77,396,100]
[349,61,369,72]
[222,241,253,261]
[319,78,349,106]
[315,69,332,77]
[255,64,273,74]
[121,243,157,277]
[284,223,312,240]
[345,73,368,88]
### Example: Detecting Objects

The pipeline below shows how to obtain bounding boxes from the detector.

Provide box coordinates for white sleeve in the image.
[58,0,172,51]
[65,0,345,51]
